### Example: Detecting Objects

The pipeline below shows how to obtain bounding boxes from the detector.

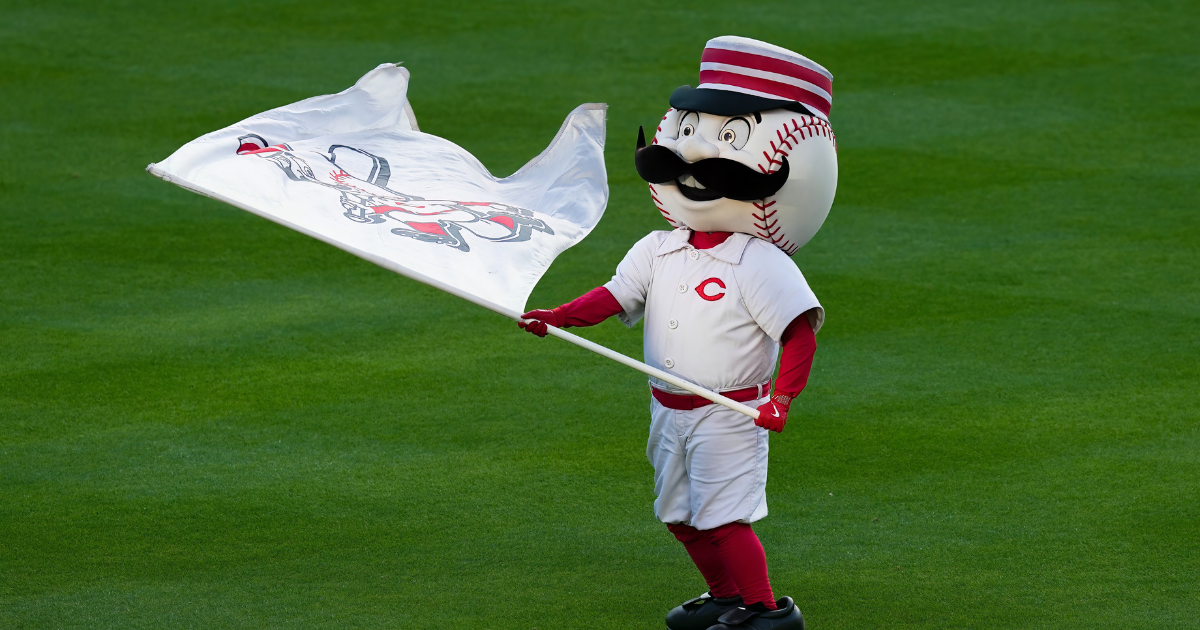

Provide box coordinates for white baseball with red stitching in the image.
[649,107,838,255]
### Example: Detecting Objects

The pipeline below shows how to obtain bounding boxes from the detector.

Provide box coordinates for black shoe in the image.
[665,592,745,630]
[705,597,804,630]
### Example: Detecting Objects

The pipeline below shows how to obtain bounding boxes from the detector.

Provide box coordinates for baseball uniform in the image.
[603,228,822,530]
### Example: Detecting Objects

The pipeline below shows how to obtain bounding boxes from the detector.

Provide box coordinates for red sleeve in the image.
[552,286,623,328]
[775,311,817,398]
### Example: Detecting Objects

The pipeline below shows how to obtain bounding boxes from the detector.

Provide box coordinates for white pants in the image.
[647,396,770,531]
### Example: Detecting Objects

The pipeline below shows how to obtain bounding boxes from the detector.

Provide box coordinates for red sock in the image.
[667,523,739,598]
[706,522,777,609]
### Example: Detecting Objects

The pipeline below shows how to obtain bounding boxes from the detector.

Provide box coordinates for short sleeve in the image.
[732,240,824,343]
[603,232,665,328]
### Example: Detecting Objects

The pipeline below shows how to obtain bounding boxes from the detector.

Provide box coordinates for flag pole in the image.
[147,165,761,421]
[537,323,762,420]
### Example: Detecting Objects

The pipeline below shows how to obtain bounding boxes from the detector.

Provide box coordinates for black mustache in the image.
[634,126,789,201]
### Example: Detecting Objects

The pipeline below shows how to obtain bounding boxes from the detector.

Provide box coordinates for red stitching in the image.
[751,115,836,250]
[750,199,779,232]
[649,183,676,225]
[775,130,792,150]
[653,109,672,145]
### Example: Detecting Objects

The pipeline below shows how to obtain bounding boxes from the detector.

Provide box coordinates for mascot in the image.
[520,36,837,630]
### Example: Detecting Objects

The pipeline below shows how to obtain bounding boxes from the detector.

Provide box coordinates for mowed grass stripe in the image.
[2,0,1198,628]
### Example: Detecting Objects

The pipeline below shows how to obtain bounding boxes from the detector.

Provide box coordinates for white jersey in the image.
[604,229,823,395]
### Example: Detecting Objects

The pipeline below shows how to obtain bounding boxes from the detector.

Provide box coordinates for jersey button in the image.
[677,283,687,293]
[664,358,675,369]
[689,250,699,260]
[668,319,678,329]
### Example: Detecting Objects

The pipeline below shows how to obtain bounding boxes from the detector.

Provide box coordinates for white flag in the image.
[148,63,608,315]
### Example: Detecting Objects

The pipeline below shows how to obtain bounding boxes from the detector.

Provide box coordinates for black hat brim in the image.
[669,85,817,117]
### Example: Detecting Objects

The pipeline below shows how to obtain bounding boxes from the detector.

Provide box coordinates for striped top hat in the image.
[670,36,833,120]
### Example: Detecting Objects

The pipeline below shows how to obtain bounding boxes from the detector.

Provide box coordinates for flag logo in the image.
[247,141,553,252]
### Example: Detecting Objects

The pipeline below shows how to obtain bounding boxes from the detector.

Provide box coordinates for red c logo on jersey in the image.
[696,277,726,301]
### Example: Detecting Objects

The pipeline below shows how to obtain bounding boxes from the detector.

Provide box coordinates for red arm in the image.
[755,310,817,432]
[518,286,623,337]
[775,311,817,398]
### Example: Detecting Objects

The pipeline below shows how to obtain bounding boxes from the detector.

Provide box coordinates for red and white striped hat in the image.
[670,36,833,120]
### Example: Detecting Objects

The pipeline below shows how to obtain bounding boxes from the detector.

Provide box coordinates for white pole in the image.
[538,324,762,419]
[147,164,762,421]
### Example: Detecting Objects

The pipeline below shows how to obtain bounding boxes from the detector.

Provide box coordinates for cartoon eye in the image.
[720,118,751,150]
[679,111,699,138]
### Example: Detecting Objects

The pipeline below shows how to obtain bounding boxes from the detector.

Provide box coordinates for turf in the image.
[1,0,1198,628]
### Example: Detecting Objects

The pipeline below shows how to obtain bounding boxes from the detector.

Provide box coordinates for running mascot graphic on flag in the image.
[519,36,838,630]
[234,135,554,252]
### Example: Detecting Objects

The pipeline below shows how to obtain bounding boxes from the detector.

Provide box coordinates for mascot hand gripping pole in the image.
[520,36,837,630]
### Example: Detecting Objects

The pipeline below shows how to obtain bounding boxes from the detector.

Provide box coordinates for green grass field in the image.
[2,1,1198,628]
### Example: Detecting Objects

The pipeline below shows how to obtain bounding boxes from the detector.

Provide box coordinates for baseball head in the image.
[634,36,838,255]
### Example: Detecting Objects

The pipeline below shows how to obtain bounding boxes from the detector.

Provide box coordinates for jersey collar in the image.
[655,229,754,264]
